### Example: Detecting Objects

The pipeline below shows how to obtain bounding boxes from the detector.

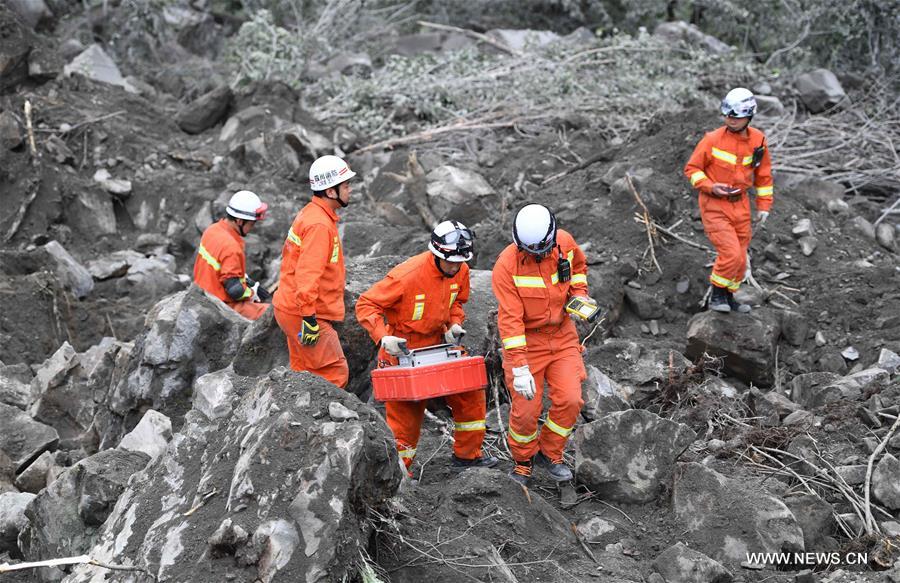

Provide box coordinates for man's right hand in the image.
[711,183,738,197]
[381,335,408,356]
[511,365,536,400]
[299,316,320,346]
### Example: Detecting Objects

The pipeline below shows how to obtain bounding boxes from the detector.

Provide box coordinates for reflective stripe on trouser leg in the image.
[505,358,546,462]
[446,389,487,460]
[273,310,349,388]
[537,345,585,461]
[386,400,428,469]
[700,197,751,294]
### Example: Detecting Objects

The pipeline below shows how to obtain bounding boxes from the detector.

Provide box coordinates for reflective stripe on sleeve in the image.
[690,171,708,186]
[502,335,526,349]
[197,244,221,271]
[756,185,773,197]
[287,228,302,246]
[571,273,587,285]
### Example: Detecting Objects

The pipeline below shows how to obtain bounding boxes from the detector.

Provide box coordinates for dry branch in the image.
[0,555,155,580]
[625,175,661,273]
[24,100,37,157]
[417,20,522,57]
[385,150,438,228]
[5,178,41,243]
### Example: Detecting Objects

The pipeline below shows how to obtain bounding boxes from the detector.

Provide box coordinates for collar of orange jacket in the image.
[216,218,245,244]
[310,194,341,222]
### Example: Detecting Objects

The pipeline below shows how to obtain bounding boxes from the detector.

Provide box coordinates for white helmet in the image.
[309,155,357,191]
[513,204,556,256]
[720,87,757,118]
[226,190,268,221]
[429,220,474,263]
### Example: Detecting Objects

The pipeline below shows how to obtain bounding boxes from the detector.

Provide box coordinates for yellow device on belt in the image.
[566,296,600,322]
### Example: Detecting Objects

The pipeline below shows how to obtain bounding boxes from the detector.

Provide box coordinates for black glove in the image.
[256,285,272,302]
[299,315,320,346]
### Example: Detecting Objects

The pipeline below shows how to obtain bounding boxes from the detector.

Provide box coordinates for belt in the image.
[706,191,744,203]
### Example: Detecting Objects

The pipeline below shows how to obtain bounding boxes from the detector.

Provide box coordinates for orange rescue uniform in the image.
[273,196,348,387]
[684,125,774,292]
[356,252,487,468]
[491,229,588,463]
[193,219,269,320]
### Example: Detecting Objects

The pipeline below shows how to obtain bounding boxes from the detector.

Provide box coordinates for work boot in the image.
[708,286,731,313]
[509,459,533,486]
[535,451,574,482]
[450,454,499,473]
[727,291,752,313]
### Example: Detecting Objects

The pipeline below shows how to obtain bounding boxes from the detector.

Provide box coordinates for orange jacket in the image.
[273,197,345,320]
[193,219,252,304]
[356,251,469,349]
[491,229,588,368]
[684,126,774,211]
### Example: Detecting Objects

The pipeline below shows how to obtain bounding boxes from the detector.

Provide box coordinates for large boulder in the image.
[63,44,136,92]
[0,4,34,93]
[0,491,35,555]
[873,453,900,511]
[176,85,233,134]
[117,409,172,461]
[232,307,289,378]
[425,165,496,225]
[575,409,695,503]
[653,21,732,54]
[795,69,847,113]
[103,286,249,447]
[0,402,58,473]
[673,463,804,564]
[18,448,150,561]
[65,370,402,583]
[782,493,834,550]
[29,338,128,451]
[0,360,35,409]
[685,310,780,387]
[42,240,94,299]
[652,542,732,583]
[581,364,633,421]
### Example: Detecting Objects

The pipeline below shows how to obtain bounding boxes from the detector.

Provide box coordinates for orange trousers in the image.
[377,336,487,469]
[504,321,586,462]
[699,194,752,291]
[228,301,270,321]
[274,309,349,388]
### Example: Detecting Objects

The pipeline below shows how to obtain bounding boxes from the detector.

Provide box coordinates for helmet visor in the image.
[434,226,474,247]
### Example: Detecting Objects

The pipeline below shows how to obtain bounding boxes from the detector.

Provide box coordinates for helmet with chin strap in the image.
[226,190,268,221]
[429,220,474,262]
[721,87,757,118]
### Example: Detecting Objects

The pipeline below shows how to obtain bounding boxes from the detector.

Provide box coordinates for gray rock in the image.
[118,409,172,461]
[72,188,118,235]
[780,175,844,212]
[59,38,85,60]
[754,95,784,117]
[114,254,188,302]
[42,240,94,299]
[652,542,732,583]
[30,338,126,451]
[581,365,633,421]
[792,218,813,238]
[625,287,665,320]
[673,462,804,564]
[834,465,866,486]
[686,310,781,387]
[877,348,900,374]
[328,401,359,421]
[176,85,232,134]
[0,6,34,93]
[0,110,22,150]
[575,409,695,503]
[14,450,52,493]
[64,372,401,583]
[750,388,800,420]
[872,453,900,510]
[876,223,895,251]
[283,124,333,162]
[0,491,35,554]
[18,448,150,560]
[325,51,372,75]
[208,517,249,556]
[85,249,145,280]
[232,306,290,378]
[0,402,58,473]
[92,168,132,197]
[851,216,876,240]
[790,372,840,407]
[103,286,249,447]
[426,165,495,224]
[780,310,808,347]
[63,44,136,92]
[782,410,815,427]
[0,360,35,409]
[881,521,900,537]
[486,29,560,52]
[798,236,818,256]
[192,368,235,420]
[619,348,692,388]
[7,0,52,29]
[653,21,732,54]
[576,515,616,542]
[782,493,834,549]
[795,69,847,113]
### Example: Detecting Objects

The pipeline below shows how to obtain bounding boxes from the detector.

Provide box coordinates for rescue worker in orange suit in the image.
[273,155,356,388]
[193,190,271,320]
[492,204,596,486]
[684,87,774,313]
[356,221,499,475]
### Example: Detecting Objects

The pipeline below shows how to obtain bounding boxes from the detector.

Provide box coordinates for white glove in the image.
[381,335,408,357]
[756,211,769,227]
[250,281,262,302]
[511,365,536,400]
[444,323,466,344]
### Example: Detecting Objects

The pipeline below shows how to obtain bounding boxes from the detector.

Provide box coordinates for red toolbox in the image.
[371,344,488,401]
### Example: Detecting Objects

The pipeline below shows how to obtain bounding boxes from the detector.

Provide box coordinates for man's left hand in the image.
[444,323,466,344]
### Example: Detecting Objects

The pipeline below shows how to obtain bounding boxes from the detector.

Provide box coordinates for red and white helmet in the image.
[226,190,267,221]
[429,220,474,263]
[309,155,357,191]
